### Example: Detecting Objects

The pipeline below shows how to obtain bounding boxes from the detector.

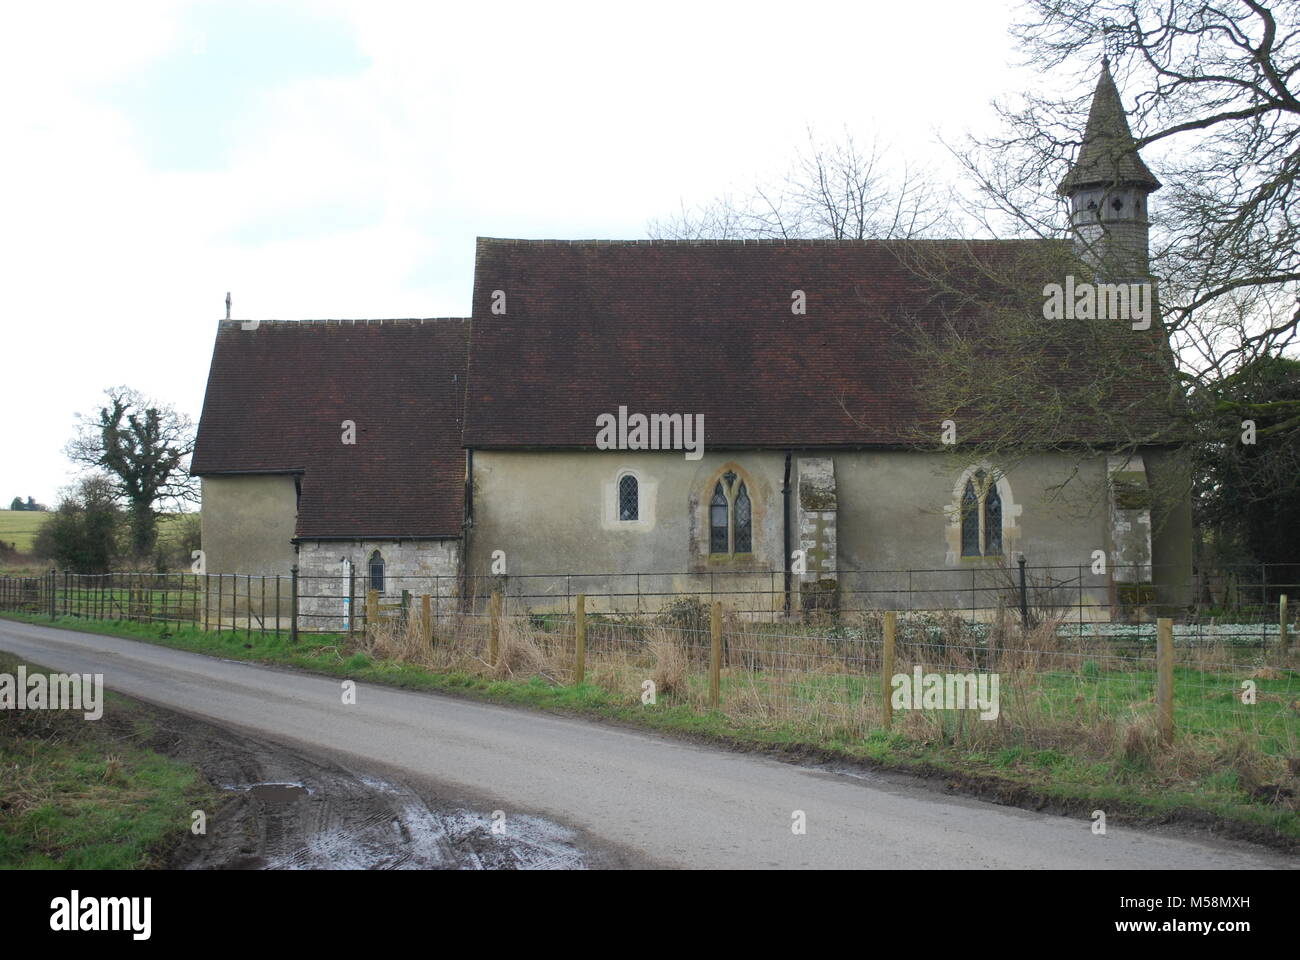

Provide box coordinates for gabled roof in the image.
[462,237,1178,450]
[192,318,469,539]
[1059,60,1162,194]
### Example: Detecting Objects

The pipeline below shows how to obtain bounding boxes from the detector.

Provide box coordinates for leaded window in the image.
[984,483,1002,556]
[710,483,729,552]
[959,470,1005,559]
[960,481,980,557]
[369,550,385,593]
[709,471,753,557]
[734,483,752,553]
[619,474,639,521]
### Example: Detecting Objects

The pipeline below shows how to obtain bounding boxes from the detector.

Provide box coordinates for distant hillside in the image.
[0,510,194,556]
[0,509,50,553]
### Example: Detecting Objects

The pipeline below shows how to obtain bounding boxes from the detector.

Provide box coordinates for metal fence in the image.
[1,563,1295,763]
[1,562,1297,640]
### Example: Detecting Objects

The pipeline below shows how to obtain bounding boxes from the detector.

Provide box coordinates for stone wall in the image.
[297,539,460,632]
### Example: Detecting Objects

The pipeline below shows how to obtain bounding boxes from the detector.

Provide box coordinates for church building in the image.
[191,62,1192,624]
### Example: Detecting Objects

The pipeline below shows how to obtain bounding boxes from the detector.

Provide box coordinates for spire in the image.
[1058,61,1161,195]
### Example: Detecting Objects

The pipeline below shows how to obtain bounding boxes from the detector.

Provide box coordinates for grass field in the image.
[0,510,49,553]
[0,650,213,868]
[0,509,193,559]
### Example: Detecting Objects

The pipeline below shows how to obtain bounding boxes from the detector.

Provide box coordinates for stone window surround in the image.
[945,462,1022,565]
[706,463,756,560]
[602,467,656,531]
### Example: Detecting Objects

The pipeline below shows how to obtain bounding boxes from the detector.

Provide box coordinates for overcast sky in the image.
[1,0,1088,505]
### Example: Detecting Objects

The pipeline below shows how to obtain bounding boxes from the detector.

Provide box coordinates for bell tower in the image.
[1058,59,1161,281]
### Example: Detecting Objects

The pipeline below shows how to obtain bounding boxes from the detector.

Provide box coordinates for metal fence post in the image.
[290,564,299,643]
[347,566,355,639]
[1018,555,1028,628]
[1281,594,1290,656]
[49,567,56,620]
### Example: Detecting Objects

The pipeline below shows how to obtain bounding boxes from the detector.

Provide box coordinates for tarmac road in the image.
[0,618,1293,869]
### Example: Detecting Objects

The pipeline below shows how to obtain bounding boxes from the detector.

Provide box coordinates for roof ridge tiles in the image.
[217,317,470,327]
[474,236,1041,247]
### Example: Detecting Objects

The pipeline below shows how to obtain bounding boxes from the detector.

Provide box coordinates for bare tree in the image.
[65,386,198,560]
[878,1,1300,543]
[949,0,1300,384]
[648,128,941,240]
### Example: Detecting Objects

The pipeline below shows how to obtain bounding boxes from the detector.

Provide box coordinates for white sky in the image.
[0,0,1072,505]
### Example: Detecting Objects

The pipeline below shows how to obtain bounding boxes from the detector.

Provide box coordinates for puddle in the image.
[247,782,309,806]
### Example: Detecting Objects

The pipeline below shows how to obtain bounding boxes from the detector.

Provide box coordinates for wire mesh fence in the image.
[2,564,1295,766]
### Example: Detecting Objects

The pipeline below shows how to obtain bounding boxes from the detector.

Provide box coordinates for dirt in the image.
[134,703,622,869]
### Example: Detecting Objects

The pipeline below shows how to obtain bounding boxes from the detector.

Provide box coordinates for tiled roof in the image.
[192,318,469,539]
[463,237,1177,449]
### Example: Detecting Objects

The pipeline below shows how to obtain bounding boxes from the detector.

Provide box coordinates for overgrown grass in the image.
[2,609,1296,843]
[0,650,214,869]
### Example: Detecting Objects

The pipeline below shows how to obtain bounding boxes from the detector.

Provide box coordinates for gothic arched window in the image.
[618,474,639,521]
[368,550,385,593]
[708,471,753,557]
[959,470,1005,559]
[710,483,728,553]
[984,483,1002,556]
[960,481,980,557]
[734,483,752,553]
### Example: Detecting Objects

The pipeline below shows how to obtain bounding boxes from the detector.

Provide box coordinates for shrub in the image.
[657,595,710,636]
[31,475,124,573]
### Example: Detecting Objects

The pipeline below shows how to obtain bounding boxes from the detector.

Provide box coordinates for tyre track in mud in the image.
[148,703,602,869]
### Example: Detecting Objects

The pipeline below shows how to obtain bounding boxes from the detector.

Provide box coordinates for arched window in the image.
[618,474,639,521]
[960,480,980,557]
[734,483,752,553]
[708,470,753,557]
[984,483,1002,556]
[710,483,728,553]
[368,551,385,593]
[958,469,1005,559]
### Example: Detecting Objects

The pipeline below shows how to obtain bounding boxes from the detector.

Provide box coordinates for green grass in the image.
[2,609,1296,845]
[0,510,50,553]
[0,650,214,869]
[0,511,195,574]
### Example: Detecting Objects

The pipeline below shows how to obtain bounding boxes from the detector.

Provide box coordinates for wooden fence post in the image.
[366,589,379,636]
[1156,617,1174,745]
[422,594,433,647]
[710,600,722,710]
[489,590,501,667]
[574,594,586,684]
[1280,594,1290,656]
[882,611,897,730]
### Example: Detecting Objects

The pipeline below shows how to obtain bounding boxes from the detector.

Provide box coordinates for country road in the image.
[0,618,1293,870]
